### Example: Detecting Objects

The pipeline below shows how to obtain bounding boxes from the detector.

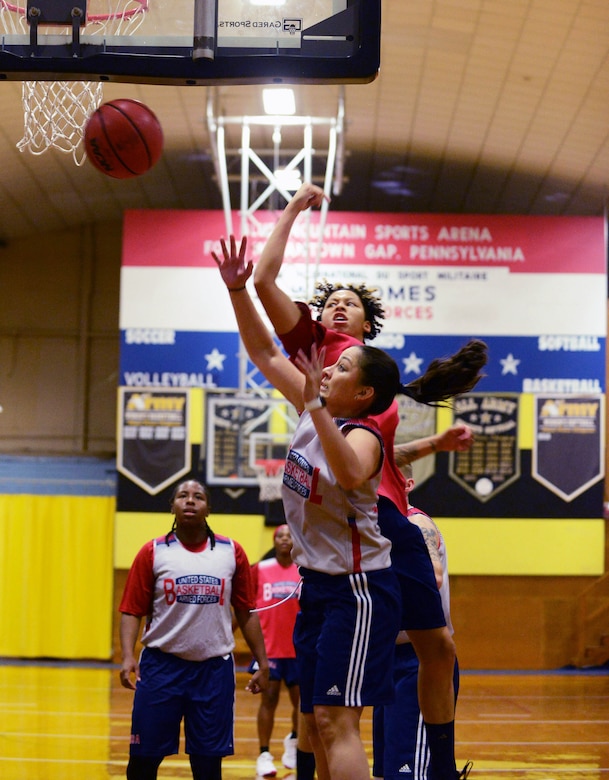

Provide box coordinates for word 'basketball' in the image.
[84,99,163,179]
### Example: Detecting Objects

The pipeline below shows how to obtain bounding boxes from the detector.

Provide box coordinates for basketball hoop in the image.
[253,459,285,503]
[17,81,104,164]
[0,0,148,164]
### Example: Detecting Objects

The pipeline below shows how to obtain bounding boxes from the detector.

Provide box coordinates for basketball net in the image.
[0,0,148,165]
[253,459,285,503]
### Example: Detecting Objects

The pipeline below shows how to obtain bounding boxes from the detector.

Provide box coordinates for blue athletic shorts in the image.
[377,496,446,631]
[372,643,461,779]
[129,647,236,758]
[294,567,400,712]
[248,657,299,687]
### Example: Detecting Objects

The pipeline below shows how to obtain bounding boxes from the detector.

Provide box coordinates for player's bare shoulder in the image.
[408,509,440,547]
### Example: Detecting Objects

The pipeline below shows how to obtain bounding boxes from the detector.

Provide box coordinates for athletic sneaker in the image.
[256,751,277,778]
[456,760,474,779]
[282,733,297,769]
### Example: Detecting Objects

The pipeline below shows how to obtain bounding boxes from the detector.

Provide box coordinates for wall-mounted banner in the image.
[120,211,606,395]
[119,210,605,515]
[450,394,520,502]
[395,397,437,487]
[533,395,604,502]
[117,388,190,495]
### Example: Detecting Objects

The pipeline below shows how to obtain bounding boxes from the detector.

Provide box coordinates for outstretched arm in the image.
[212,235,305,410]
[253,183,329,336]
[394,424,474,468]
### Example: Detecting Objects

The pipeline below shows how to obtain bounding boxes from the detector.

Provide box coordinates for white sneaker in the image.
[257,751,277,778]
[282,734,297,770]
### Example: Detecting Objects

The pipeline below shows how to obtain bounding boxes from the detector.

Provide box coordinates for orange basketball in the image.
[84,99,163,179]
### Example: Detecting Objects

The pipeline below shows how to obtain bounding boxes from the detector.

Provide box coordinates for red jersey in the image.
[251,556,301,658]
[279,302,409,515]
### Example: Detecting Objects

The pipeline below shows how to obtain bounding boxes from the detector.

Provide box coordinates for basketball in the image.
[84,99,163,179]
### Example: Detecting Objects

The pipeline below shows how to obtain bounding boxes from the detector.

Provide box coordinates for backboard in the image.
[205,390,297,487]
[0,0,380,84]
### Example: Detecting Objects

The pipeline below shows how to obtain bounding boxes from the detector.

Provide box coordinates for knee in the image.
[411,628,456,667]
[432,631,456,668]
[313,707,336,745]
[439,631,457,662]
[261,684,281,709]
[127,755,163,780]
[189,754,222,780]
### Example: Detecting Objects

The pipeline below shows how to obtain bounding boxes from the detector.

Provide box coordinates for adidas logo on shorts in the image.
[398,763,412,773]
[326,684,342,696]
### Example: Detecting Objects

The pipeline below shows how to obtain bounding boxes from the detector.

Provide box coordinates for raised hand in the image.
[290,182,330,214]
[294,343,327,406]
[211,234,253,291]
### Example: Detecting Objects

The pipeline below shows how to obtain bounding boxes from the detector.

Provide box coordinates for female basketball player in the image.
[212,235,486,780]
[250,184,485,780]
[118,478,269,780]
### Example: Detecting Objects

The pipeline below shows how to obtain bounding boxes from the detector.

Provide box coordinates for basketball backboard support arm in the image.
[26,0,86,55]
[205,86,344,275]
[206,86,344,394]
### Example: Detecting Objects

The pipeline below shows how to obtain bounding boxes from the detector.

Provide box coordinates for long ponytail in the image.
[400,339,488,405]
[357,339,488,416]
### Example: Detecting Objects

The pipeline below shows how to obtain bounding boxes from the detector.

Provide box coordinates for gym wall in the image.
[0,219,607,668]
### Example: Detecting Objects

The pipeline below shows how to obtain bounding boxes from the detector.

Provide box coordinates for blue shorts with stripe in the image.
[378,496,446,631]
[129,647,235,758]
[372,642,461,780]
[294,567,401,712]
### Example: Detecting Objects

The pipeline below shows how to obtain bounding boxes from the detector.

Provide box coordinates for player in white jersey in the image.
[277,341,403,780]
[212,232,487,780]
[213,236,485,780]
[119,479,269,780]
[250,185,485,780]
[372,465,472,780]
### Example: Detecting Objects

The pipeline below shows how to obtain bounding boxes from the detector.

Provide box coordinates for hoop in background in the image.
[253,459,285,503]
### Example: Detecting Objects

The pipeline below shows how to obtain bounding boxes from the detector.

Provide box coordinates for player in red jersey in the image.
[251,524,302,777]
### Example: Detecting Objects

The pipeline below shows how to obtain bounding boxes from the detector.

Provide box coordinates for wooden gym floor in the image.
[1,661,608,780]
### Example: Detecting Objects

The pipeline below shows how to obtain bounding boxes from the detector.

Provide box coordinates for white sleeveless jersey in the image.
[281,410,392,575]
[437,533,453,634]
[137,534,243,661]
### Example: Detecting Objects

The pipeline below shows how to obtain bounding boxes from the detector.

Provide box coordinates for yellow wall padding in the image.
[439,517,605,575]
[114,511,275,570]
[115,511,605,576]
[0,495,115,659]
